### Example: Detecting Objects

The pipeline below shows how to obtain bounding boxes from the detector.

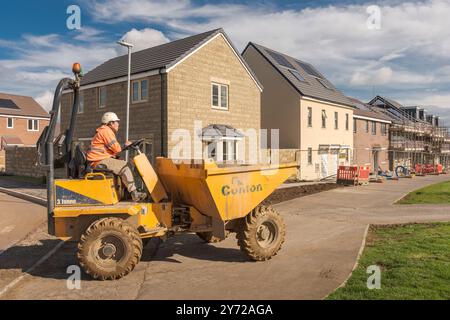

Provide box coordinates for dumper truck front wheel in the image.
[237,205,285,261]
[77,217,143,280]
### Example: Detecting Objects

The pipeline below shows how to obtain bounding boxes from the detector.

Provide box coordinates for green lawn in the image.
[397,180,450,204]
[327,223,450,300]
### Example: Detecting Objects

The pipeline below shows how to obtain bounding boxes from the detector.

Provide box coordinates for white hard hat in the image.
[101,112,120,124]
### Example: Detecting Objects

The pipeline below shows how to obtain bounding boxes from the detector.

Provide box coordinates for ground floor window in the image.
[307,147,312,165]
[206,140,238,162]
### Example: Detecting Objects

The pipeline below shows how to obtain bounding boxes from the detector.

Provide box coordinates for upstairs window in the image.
[371,121,377,135]
[334,112,339,129]
[321,110,327,128]
[353,118,357,133]
[212,83,228,110]
[99,87,107,108]
[365,120,369,133]
[28,119,39,131]
[345,113,349,130]
[307,107,312,127]
[7,117,13,129]
[381,123,387,136]
[132,79,148,103]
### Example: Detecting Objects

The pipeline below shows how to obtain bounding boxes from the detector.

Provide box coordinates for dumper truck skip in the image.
[37,64,298,280]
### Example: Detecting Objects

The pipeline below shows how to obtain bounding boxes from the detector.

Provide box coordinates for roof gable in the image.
[80,29,262,91]
[347,96,392,122]
[243,42,354,108]
[0,93,49,118]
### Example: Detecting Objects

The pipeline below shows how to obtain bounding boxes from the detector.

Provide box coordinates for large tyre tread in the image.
[237,205,285,261]
[77,217,143,281]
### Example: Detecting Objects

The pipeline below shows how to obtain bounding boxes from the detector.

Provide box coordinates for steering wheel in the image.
[123,138,145,151]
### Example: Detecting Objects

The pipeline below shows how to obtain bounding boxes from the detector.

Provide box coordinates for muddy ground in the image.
[263,183,342,205]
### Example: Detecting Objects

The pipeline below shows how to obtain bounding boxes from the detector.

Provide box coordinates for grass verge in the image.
[397,180,450,204]
[327,222,450,300]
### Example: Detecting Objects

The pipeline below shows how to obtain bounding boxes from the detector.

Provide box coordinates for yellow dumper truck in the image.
[37,65,298,280]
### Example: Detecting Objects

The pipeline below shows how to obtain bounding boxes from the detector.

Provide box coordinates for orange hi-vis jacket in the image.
[86,125,122,166]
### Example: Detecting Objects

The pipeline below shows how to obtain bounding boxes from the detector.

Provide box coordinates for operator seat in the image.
[72,144,113,178]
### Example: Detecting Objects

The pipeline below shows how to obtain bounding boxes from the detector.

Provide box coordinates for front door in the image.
[373,150,379,175]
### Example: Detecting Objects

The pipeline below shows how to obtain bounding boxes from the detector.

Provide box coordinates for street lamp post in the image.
[117,40,134,162]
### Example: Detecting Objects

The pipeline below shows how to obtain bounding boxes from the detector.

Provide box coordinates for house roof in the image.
[243,42,355,108]
[368,95,419,125]
[201,124,244,139]
[1,135,24,148]
[81,28,262,90]
[0,93,49,118]
[347,97,391,122]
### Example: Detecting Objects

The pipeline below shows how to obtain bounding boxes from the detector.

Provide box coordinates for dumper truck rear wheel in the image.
[237,205,285,261]
[77,217,143,280]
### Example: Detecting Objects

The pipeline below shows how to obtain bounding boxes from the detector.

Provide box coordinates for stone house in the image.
[242,42,355,181]
[61,28,262,164]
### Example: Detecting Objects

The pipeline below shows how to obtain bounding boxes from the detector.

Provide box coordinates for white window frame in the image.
[27,119,39,132]
[7,117,14,129]
[131,79,149,104]
[334,111,339,130]
[321,110,327,128]
[211,83,229,110]
[99,87,107,108]
[307,107,312,127]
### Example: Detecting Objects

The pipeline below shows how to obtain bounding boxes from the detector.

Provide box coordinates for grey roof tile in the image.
[81,29,262,90]
[0,92,49,118]
[244,42,355,108]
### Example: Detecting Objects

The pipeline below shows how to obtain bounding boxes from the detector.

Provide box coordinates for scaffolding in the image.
[368,96,450,171]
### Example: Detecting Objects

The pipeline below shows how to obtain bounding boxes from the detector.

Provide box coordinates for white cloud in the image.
[86,0,450,112]
[73,27,105,42]
[2,0,450,117]
[35,90,54,112]
[120,28,170,52]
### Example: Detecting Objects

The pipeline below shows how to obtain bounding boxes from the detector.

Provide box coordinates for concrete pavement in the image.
[0,174,449,299]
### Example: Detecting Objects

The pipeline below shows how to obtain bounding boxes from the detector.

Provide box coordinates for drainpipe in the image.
[159,68,167,157]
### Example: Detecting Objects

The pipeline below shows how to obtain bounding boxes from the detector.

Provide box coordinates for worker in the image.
[86,112,146,202]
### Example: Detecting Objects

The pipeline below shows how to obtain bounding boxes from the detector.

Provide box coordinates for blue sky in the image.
[1,0,449,123]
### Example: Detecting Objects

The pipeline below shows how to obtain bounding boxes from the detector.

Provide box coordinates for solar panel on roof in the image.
[289,69,307,83]
[267,50,295,69]
[296,60,323,78]
[0,99,19,110]
[317,78,334,90]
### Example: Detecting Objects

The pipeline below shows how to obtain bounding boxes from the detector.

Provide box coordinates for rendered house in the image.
[348,97,391,172]
[242,43,355,180]
[61,29,262,164]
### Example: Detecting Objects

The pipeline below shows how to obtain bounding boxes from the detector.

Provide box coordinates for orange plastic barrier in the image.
[357,166,370,184]
[337,165,370,186]
[436,164,443,174]
[415,164,424,175]
[337,166,358,185]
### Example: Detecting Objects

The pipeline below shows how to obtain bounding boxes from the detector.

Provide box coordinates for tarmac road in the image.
[0,193,46,254]
[0,175,449,299]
